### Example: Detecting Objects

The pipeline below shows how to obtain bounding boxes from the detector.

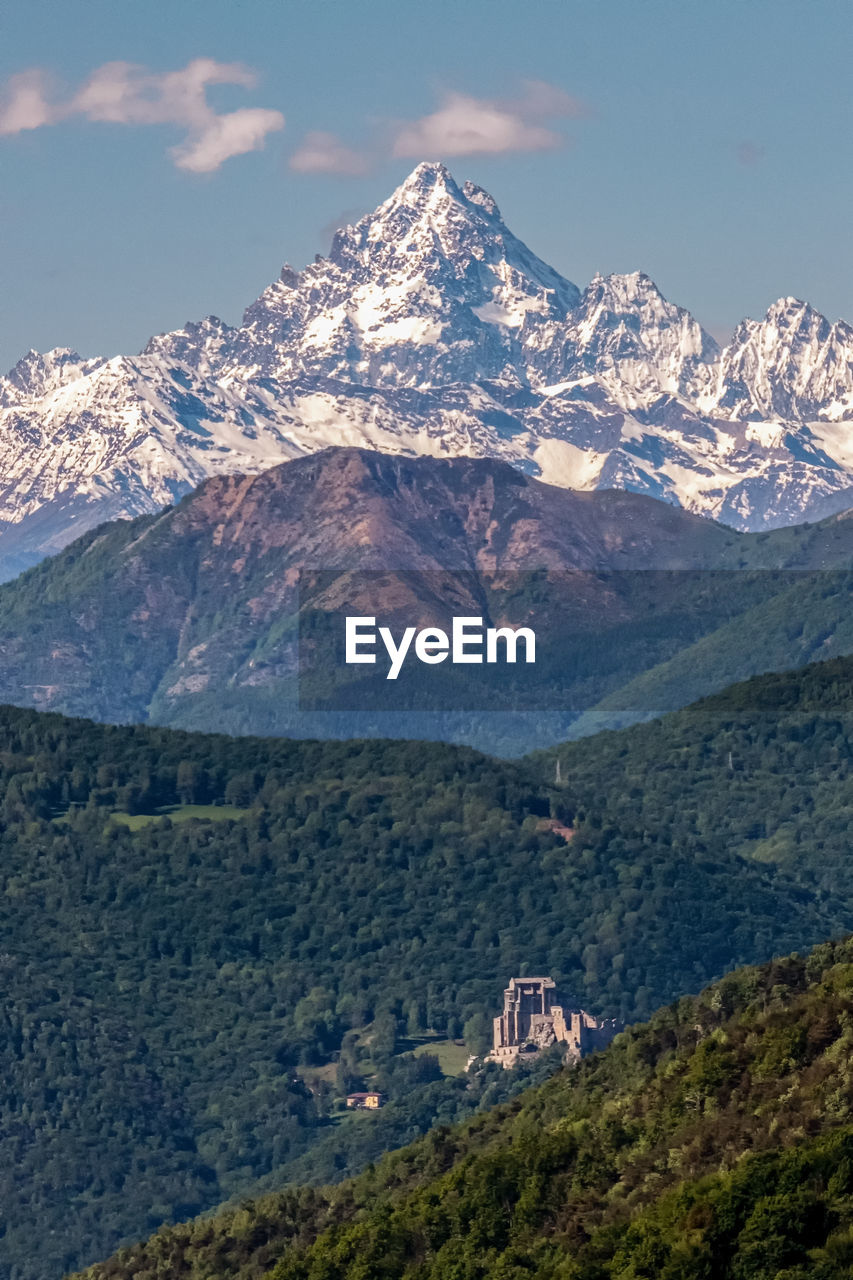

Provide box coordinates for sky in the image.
[1,0,851,369]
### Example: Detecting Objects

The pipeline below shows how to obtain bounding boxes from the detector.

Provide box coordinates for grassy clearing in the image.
[109,804,247,830]
[411,1038,470,1076]
[296,1062,337,1089]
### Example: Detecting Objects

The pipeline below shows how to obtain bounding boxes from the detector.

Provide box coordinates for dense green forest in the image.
[75,935,853,1279]
[0,650,853,1274]
[542,653,853,902]
[0,716,562,1280]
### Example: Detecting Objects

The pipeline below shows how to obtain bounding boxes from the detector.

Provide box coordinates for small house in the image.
[345,1091,384,1109]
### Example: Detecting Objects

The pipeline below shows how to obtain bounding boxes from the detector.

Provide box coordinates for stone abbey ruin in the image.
[487,976,621,1068]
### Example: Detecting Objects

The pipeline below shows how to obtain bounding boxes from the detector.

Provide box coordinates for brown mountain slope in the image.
[0,446,848,747]
[0,449,736,724]
[135,446,741,572]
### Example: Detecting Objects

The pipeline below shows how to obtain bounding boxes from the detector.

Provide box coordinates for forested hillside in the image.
[0,661,850,1277]
[0,715,558,1279]
[76,936,853,1279]
[543,653,853,904]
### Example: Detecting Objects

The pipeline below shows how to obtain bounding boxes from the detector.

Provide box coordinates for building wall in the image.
[487,976,621,1069]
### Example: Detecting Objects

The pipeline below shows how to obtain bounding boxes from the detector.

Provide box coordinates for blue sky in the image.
[1,0,851,368]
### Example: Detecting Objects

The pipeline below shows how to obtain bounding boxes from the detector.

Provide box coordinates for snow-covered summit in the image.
[213,159,582,387]
[0,347,107,405]
[712,297,853,422]
[4,161,853,579]
[526,270,720,406]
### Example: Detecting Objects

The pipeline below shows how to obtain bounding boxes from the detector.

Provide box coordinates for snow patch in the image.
[533,439,604,489]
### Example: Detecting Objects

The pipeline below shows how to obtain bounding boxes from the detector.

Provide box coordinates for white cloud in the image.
[175,107,286,173]
[0,58,284,171]
[393,92,558,157]
[392,80,585,159]
[289,130,371,176]
[0,70,58,134]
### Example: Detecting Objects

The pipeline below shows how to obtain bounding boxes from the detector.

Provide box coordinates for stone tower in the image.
[487,976,621,1068]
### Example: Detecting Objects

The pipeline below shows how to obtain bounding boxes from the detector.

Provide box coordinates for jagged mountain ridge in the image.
[5,161,853,578]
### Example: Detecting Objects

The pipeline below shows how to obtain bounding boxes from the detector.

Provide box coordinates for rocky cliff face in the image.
[5,162,853,578]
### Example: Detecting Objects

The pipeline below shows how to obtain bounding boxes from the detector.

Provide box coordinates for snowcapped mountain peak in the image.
[218,162,583,388]
[387,159,458,202]
[760,296,828,337]
[461,179,500,217]
[342,161,524,275]
[579,271,679,328]
[767,294,810,314]
[528,268,719,403]
[0,346,106,406]
[6,160,853,578]
[582,270,713,337]
[347,163,479,254]
[593,269,656,298]
[143,315,236,377]
[714,297,853,422]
